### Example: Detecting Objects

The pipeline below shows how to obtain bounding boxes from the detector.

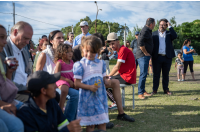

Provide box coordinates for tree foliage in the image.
[61,16,200,54]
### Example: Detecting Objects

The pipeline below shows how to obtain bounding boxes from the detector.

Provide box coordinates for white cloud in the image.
[0,1,199,44]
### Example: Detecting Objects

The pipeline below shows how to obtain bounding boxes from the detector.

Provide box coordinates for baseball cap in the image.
[106,32,118,42]
[27,71,61,92]
[135,31,139,35]
[79,21,88,26]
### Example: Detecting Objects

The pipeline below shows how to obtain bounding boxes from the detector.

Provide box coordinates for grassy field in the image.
[105,63,200,132]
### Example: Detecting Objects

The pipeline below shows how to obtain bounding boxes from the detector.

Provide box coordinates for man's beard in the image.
[160,28,166,32]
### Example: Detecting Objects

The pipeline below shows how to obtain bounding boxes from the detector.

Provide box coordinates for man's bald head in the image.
[10,21,33,50]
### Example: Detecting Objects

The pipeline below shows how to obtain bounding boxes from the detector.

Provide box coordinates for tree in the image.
[126,24,142,43]
[61,16,123,43]
[61,26,72,40]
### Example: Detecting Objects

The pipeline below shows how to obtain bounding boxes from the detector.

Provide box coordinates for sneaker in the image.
[106,122,114,129]
[178,79,181,81]
[181,79,184,81]
[108,103,117,110]
[117,113,135,122]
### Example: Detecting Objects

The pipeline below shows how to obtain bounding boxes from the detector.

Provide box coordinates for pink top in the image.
[56,59,74,87]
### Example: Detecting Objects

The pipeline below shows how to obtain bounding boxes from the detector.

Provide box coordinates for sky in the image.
[0,1,200,44]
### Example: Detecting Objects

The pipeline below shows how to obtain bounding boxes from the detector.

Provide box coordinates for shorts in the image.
[177,65,184,75]
[110,75,131,85]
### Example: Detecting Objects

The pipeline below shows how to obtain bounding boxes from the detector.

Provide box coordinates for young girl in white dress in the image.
[73,35,110,132]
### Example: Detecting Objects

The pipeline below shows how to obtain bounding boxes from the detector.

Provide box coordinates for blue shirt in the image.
[72,32,91,48]
[182,46,193,61]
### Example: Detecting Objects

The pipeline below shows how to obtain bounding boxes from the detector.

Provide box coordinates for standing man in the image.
[72,21,91,48]
[130,31,139,68]
[136,18,155,99]
[151,19,177,95]
[0,21,33,102]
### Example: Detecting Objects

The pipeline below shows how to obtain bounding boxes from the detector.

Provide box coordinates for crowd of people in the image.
[0,17,197,132]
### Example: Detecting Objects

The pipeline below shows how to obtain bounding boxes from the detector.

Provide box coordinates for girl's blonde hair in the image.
[80,35,102,56]
[54,43,72,63]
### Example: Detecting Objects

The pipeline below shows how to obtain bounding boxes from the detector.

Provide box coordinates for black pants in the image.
[106,75,131,104]
[184,61,194,73]
[152,55,172,92]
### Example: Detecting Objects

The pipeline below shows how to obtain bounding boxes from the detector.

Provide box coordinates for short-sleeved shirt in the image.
[130,39,137,54]
[182,46,193,61]
[175,57,184,65]
[117,45,136,84]
[17,97,69,132]
[72,32,91,48]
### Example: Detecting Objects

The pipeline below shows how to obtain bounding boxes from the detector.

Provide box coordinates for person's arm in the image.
[183,49,194,55]
[55,99,81,132]
[0,100,16,115]
[100,47,105,55]
[4,58,18,80]
[130,40,134,51]
[178,57,184,62]
[108,61,122,76]
[36,52,46,71]
[54,61,74,88]
[168,22,177,40]
[175,62,177,69]
[138,30,150,56]
[140,46,151,56]
[108,47,113,57]
[74,79,98,92]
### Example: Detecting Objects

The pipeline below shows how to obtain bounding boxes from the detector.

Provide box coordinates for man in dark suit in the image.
[0,21,33,102]
[151,18,177,95]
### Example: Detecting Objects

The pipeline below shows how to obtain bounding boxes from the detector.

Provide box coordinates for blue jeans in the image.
[0,119,8,132]
[0,109,24,132]
[64,88,79,122]
[137,56,150,95]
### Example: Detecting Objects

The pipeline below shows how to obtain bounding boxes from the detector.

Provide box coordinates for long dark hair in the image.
[181,39,191,54]
[48,30,62,46]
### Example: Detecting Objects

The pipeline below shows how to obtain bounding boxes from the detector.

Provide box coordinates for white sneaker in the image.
[108,103,117,110]
[178,79,181,81]
[182,79,185,81]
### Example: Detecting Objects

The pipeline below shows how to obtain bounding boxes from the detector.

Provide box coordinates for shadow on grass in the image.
[108,104,200,132]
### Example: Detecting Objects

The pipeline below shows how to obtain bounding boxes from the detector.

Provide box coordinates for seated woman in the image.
[0,24,24,132]
[36,30,78,122]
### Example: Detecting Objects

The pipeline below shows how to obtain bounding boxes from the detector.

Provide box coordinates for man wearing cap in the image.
[130,31,139,68]
[72,21,91,48]
[105,32,136,122]
[136,18,155,99]
[17,71,81,132]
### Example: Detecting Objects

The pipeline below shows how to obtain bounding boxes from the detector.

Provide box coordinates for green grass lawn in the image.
[105,63,200,132]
